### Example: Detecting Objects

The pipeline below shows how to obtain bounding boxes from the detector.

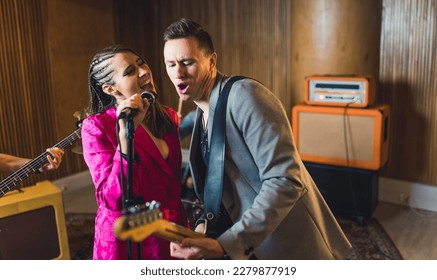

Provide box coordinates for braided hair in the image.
[86,45,175,138]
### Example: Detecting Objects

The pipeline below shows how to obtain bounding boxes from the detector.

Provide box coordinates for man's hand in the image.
[170,237,225,260]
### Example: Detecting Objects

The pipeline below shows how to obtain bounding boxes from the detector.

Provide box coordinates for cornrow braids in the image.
[87,50,117,115]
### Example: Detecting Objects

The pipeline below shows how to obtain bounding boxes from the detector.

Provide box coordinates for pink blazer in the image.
[82,106,188,260]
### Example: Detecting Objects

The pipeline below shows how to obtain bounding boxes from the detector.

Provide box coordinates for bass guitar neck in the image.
[0,126,82,198]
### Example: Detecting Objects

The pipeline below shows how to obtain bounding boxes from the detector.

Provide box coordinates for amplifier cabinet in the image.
[0,181,70,259]
[292,103,390,170]
[304,75,376,108]
[304,162,379,221]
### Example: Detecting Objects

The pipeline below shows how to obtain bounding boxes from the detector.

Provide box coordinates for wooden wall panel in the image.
[289,1,382,106]
[0,0,58,186]
[0,0,116,186]
[44,0,117,178]
[378,0,437,184]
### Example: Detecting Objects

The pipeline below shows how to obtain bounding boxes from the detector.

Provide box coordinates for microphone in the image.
[118,91,156,119]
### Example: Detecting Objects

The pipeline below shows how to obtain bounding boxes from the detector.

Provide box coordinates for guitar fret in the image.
[0,126,82,198]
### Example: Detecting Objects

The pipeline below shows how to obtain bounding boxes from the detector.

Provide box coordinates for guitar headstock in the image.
[113,201,163,242]
[71,111,86,154]
[73,111,86,128]
[113,200,206,243]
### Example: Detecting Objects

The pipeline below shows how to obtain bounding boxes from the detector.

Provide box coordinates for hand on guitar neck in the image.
[0,113,84,198]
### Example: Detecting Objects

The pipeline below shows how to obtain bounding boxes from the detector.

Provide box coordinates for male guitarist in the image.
[0,148,63,175]
[163,18,352,260]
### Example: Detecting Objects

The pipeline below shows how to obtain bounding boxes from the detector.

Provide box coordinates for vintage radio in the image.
[304,75,376,107]
[291,103,390,170]
[0,181,70,259]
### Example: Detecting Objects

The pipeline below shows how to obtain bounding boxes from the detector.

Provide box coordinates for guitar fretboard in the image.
[0,127,81,198]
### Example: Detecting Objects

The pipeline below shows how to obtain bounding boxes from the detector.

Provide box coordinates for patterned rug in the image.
[337,217,403,260]
[65,213,402,260]
[65,213,95,260]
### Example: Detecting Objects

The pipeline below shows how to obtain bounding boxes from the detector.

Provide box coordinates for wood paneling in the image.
[0,0,59,185]
[289,1,382,105]
[44,0,117,178]
[378,0,437,184]
[0,0,116,186]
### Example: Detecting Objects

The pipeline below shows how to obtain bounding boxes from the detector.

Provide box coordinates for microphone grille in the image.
[141,91,156,105]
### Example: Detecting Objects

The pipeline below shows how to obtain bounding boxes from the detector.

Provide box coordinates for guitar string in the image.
[0,134,79,193]
[0,128,82,195]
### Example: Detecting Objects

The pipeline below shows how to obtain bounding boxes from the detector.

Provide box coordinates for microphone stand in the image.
[119,95,155,259]
[124,115,143,260]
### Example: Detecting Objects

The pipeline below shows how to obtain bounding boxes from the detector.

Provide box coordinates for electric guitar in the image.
[114,201,206,243]
[0,124,82,198]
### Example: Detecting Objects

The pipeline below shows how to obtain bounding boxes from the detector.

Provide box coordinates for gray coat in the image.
[189,73,352,260]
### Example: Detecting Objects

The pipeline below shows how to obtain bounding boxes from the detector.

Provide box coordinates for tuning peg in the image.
[149,200,157,209]
[73,111,82,121]
[150,200,161,209]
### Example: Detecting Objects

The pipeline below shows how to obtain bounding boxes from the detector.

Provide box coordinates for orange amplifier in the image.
[291,103,390,170]
[304,75,376,108]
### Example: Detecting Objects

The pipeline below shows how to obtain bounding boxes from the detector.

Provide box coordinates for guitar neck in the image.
[0,127,82,198]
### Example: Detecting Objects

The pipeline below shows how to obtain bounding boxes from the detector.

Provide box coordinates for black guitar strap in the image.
[203,75,245,226]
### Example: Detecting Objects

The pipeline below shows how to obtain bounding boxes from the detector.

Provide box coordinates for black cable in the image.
[342,102,361,222]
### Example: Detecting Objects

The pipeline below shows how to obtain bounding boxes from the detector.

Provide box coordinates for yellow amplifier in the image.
[304,75,376,108]
[0,181,70,259]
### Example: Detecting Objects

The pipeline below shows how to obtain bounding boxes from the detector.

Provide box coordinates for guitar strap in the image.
[203,75,245,227]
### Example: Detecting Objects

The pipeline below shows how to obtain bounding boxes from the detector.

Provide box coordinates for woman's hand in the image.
[116,93,151,129]
[116,93,152,154]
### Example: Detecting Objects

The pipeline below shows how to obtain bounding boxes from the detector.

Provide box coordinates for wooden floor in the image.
[373,202,437,260]
[62,184,437,260]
